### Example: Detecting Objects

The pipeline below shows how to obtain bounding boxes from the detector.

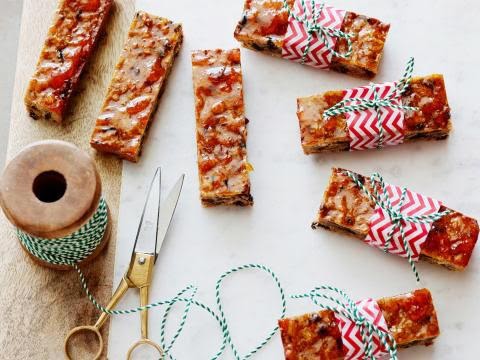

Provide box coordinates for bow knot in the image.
[324,58,419,149]
[283,0,353,64]
[344,171,452,281]
[354,315,367,327]
[388,210,403,222]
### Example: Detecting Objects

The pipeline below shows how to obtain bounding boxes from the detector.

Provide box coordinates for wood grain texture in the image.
[0,0,134,358]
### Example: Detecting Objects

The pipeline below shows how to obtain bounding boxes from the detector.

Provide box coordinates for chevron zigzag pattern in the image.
[282,0,346,68]
[336,298,389,359]
[344,82,406,151]
[365,183,442,259]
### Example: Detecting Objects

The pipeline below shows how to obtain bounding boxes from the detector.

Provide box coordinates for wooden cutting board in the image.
[0,0,134,358]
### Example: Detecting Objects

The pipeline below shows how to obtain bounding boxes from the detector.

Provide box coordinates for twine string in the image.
[292,285,398,360]
[215,264,286,360]
[323,57,418,148]
[73,263,286,360]
[16,196,400,359]
[282,0,353,63]
[17,198,109,266]
[76,265,399,359]
[344,170,452,281]
[14,197,287,359]
[75,268,227,360]
[159,285,198,358]
[324,57,417,119]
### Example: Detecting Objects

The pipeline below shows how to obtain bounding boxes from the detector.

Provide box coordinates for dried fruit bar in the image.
[298,74,451,154]
[313,168,479,271]
[279,288,439,359]
[25,0,113,123]
[90,12,183,162]
[234,0,390,78]
[191,49,253,206]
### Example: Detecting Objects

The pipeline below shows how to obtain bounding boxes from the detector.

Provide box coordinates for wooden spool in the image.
[0,140,111,270]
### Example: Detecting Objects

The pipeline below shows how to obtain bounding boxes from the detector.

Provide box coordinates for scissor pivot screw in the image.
[138,257,146,265]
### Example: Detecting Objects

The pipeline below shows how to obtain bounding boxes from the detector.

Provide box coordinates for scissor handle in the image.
[64,325,103,360]
[126,338,164,359]
[64,278,130,359]
[125,284,164,358]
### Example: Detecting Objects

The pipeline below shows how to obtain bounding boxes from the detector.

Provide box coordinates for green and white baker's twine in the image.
[324,57,419,148]
[282,0,353,64]
[344,170,452,281]
[292,285,398,360]
[17,197,108,266]
[16,195,399,359]
[76,263,399,360]
[76,263,286,360]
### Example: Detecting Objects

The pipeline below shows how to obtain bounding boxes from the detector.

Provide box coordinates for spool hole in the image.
[32,171,67,203]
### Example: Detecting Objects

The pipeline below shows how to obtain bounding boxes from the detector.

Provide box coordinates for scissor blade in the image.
[155,174,184,261]
[133,168,161,256]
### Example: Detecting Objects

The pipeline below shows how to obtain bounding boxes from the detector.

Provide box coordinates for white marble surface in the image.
[109,0,480,358]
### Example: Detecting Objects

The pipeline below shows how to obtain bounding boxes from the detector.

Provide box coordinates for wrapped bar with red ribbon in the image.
[312,168,479,277]
[234,0,390,78]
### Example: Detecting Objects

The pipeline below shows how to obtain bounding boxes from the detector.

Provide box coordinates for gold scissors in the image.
[64,168,184,359]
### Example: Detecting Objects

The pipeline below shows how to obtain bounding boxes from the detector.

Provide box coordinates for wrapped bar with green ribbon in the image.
[297,59,452,154]
[234,0,391,78]
[312,168,479,275]
[281,287,440,359]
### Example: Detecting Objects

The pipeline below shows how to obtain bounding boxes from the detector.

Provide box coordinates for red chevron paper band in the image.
[282,1,346,68]
[343,82,405,151]
[335,298,389,360]
[365,183,442,260]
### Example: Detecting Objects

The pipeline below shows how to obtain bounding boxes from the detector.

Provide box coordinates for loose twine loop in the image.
[344,170,452,282]
[324,57,419,149]
[77,263,400,360]
[77,263,286,360]
[282,0,353,64]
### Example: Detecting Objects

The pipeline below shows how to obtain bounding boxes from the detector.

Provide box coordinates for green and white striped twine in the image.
[76,262,400,360]
[282,0,353,64]
[15,195,399,359]
[344,170,452,281]
[15,197,284,358]
[17,197,109,266]
[76,263,286,360]
[292,285,398,360]
[324,57,419,149]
